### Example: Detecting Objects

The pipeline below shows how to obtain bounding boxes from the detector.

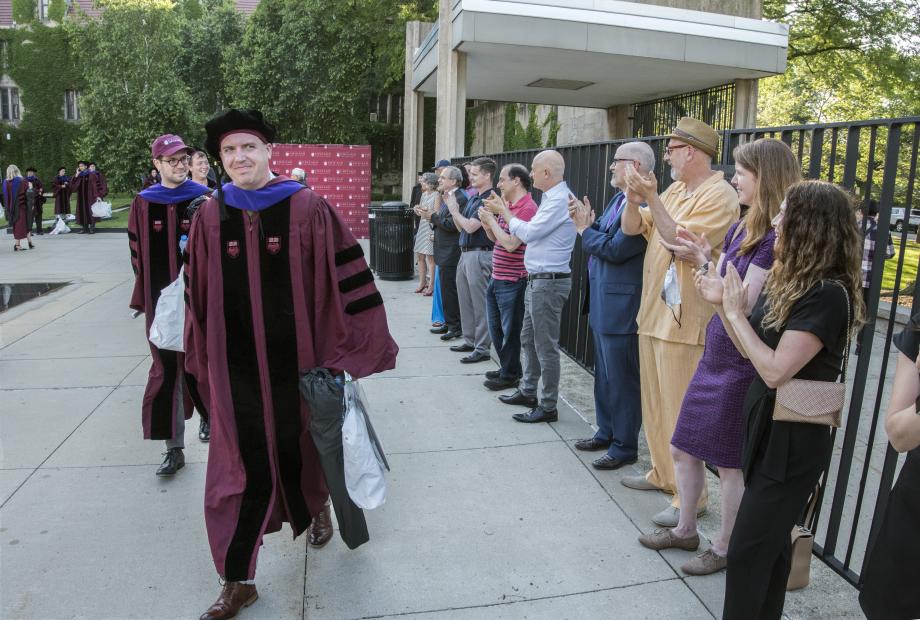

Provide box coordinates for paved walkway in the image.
[0,235,861,619]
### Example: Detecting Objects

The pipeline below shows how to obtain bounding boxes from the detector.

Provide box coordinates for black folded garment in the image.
[298,367,369,549]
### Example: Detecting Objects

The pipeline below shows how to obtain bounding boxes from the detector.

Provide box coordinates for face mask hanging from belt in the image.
[660,255,682,327]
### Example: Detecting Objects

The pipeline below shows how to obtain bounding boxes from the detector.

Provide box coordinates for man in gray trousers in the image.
[486,150,577,422]
[445,157,497,363]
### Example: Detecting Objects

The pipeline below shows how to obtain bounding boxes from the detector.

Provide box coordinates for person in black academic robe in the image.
[185,109,398,620]
[53,167,71,217]
[24,167,46,234]
[70,161,99,233]
[129,134,212,477]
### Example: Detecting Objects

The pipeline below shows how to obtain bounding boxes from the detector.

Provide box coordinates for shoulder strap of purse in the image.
[830,280,852,383]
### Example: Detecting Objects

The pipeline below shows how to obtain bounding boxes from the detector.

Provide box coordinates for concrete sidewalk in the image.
[0,236,861,619]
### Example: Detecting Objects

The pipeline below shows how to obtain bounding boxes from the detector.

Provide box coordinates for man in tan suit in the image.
[620,118,740,527]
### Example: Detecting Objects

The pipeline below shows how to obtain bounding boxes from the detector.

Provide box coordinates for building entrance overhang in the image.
[412,0,788,108]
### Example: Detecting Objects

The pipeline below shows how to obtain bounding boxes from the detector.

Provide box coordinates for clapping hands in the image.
[482,193,505,215]
[721,263,749,319]
[624,165,657,205]
[568,195,595,234]
[660,227,711,266]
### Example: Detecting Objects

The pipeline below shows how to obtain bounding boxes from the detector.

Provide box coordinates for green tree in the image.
[758,0,920,125]
[67,0,198,191]
[228,0,376,144]
[177,0,243,140]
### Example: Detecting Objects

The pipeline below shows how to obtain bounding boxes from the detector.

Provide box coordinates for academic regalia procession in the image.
[53,169,71,216]
[129,134,212,476]
[184,109,397,619]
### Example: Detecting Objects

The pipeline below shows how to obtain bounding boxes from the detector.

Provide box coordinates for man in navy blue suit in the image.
[568,142,655,469]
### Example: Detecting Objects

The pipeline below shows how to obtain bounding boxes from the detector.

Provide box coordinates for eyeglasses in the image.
[612,158,635,165]
[158,155,191,167]
[665,144,690,156]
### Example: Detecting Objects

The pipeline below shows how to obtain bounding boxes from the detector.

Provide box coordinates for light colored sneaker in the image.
[638,527,700,551]
[681,549,727,575]
[620,474,665,491]
[651,505,708,528]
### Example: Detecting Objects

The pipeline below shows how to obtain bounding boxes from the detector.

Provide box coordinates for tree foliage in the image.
[67,0,198,190]
[758,0,920,125]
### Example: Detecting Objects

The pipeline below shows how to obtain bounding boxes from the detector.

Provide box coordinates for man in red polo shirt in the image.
[479,164,538,390]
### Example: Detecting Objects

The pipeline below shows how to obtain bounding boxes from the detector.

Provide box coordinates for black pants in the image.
[439,264,461,334]
[724,424,830,620]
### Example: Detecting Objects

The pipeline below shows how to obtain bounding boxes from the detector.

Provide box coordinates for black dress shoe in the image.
[592,454,638,470]
[485,370,501,380]
[512,406,558,423]
[460,351,490,363]
[498,389,537,407]
[574,437,612,451]
[430,325,448,334]
[483,376,519,391]
[450,343,474,353]
[156,448,185,476]
[199,418,210,442]
[440,331,462,341]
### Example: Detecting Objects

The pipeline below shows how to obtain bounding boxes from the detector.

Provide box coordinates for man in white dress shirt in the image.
[485,150,577,423]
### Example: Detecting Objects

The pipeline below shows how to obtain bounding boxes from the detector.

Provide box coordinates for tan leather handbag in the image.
[787,484,821,591]
[773,282,851,428]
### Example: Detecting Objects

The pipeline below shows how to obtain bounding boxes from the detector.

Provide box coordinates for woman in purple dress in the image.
[637,139,801,575]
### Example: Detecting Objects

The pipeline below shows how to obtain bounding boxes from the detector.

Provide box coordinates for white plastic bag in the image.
[148,267,185,351]
[342,375,388,509]
[49,217,70,235]
[91,199,112,219]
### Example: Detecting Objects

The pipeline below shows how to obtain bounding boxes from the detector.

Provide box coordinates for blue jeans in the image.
[486,277,527,380]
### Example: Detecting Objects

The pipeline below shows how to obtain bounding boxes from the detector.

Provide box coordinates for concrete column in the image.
[401,20,431,203]
[435,0,466,160]
[453,52,467,157]
[734,78,758,130]
[606,105,632,140]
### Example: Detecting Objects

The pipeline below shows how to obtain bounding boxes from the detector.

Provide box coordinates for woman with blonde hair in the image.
[638,138,801,575]
[2,165,34,251]
[717,180,865,618]
[412,172,439,295]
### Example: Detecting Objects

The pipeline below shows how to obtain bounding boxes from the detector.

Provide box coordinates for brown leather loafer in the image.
[200,581,258,620]
[308,503,333,548]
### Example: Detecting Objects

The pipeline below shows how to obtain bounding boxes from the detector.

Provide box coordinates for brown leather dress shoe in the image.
[200,582,258,620]
[308,503,333,548]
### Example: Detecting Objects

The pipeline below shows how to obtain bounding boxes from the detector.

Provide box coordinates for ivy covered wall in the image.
[0,20,82,185]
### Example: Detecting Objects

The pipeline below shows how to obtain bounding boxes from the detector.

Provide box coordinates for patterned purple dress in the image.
[670,222,776,468]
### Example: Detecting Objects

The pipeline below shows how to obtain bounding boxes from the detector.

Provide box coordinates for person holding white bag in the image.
[128,133,212,476]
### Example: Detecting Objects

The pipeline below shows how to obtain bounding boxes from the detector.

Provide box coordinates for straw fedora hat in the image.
[669,117,720,158]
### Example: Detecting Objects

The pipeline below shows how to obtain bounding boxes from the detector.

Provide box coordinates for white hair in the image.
[291,167,306,181]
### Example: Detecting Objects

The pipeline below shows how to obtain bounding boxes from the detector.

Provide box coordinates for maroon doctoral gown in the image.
[184,176,398,581]
[3,177,29,240]
[128,181,211,440]
[53,175,71,215]
[71,171,107,226]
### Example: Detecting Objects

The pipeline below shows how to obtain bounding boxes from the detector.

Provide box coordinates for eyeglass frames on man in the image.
[665,144,690,156]
[158,155,191,167]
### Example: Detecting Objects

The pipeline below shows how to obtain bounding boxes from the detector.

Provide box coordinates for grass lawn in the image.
[883,239,919,293]
[1,192,134,229]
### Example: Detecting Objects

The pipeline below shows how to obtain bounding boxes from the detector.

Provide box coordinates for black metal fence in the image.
[633,82,736,139]
[454,115,920,588]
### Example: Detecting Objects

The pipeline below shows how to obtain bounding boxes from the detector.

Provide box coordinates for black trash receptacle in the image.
[368,201,415,281]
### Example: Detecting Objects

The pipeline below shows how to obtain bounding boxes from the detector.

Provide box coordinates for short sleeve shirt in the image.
[749,281,851,381]
[636,171,740,345]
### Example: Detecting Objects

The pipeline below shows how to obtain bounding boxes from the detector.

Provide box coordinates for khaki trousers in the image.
[639,334,708,509]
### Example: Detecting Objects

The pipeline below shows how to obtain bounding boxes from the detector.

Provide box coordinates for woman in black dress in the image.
[704,180,865,619]
[859,315,920,619]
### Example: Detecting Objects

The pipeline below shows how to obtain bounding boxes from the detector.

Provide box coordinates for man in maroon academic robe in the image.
[70,160,102,234]
[53,167,71,217]
[185,109,398,620]
[129,134,212,476]
[88,162,109,199]
[24,167,46,235]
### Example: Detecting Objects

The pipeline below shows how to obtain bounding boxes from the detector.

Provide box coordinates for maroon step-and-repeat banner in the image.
[270,144,371,238]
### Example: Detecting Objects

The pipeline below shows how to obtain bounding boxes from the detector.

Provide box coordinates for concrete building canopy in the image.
[412,0,788,109]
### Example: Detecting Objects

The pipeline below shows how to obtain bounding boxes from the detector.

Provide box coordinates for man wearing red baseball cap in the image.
[185,109,398,620]
[128,133,213,477]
